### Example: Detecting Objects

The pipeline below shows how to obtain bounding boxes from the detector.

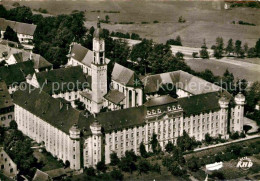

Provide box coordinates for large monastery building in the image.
[11,20,246,170]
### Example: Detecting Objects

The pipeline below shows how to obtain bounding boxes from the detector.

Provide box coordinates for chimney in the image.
[66,103,69,110]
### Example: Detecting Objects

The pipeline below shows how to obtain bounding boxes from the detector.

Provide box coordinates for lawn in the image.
[2,1,260,48]
[33,149,63,171]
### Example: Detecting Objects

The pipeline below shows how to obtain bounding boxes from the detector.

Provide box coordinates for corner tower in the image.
[233,92,245,133]
[218,95,229,138]
[91,17,108,113]
[69,123,81,170]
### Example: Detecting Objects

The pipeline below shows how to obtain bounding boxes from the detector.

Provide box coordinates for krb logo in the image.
[236,157,253,170]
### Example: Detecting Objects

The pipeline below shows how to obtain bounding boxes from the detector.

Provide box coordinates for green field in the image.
[2,0,260,48]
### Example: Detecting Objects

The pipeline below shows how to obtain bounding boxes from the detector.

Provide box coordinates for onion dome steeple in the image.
[93,16,104,39]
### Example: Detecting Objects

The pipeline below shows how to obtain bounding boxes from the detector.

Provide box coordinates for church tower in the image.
[91,18,107,113]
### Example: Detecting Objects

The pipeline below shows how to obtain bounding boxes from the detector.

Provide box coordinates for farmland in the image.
[2,0,260,48]
[184,58,260,83]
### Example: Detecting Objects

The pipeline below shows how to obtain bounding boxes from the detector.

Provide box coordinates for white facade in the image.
[14,104,81,170]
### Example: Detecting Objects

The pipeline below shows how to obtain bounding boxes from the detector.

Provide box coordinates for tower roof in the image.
[93,17,104,39]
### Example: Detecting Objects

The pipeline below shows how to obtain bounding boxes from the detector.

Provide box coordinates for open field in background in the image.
[185,58,260,82]
[2,1,260,47]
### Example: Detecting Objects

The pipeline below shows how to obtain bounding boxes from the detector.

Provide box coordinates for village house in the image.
[0,147,18,180]
[0,81,14,127]
[0,18,36,49]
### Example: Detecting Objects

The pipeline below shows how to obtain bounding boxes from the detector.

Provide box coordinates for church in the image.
[13,20,246,170]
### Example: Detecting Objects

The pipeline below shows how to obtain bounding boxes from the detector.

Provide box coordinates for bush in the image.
[151,163,161,174]
[205,133,213,144]
[110,152,120,166]
[238,20,256,26]
[178,16,186,23]
[230,131,240,140]
[187,156,200,171]
[84,167,96,176]
[110,169,123,181]
[192,52,199,58]
[153,20,159,23]
[137,159,151,174]
[9,120,17,130]
[165,141,174,153]
[96,161,107,172]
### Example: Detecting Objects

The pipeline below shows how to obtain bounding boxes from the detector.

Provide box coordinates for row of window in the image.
[0,114,12,121]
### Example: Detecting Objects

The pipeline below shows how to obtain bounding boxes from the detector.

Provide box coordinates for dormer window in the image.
[157,109,161,113]
[173,106,176,110]
[147,111,151,115]
[168,106,172,111]
[152,109,156,114]
[178,105,181,109]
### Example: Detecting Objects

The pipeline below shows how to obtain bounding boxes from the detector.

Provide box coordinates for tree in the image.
[246,81,260,112]
[192,52,198,58]
[96,161,107,172]
[205,133,213,144]
[177,131,197,151]
[175,36,182,46]
[3,26,19,42]
[85,167,96,176]
[169,161,184,176]
[150,133,161,154]
[65,160,70,168]
[198,69,218,83]
[235,40,243,57]
[9,120,18,130]
[200,39,209,59]
[255,38,260,57]
[139,142,147,158]
[12,2,20,7]
[230,131,240,140]
[8,6,33,23]
[213,37,224,59]
[166,36,182,46]
[119,156,136,173]
[247,47,256,58]
[130,39,153,74]
[226,38,234,56]
[152,163,161,174]
[165,141,174,153]
[137,159,151,175]
[234,79,248,95]
[110,169,123,181]
[0,5,8,19]
[175,51,184,60]
[244,43,249,54]
[105,15,110,23]
[125,150,137,162]
[187,156,200,171]
[110,152,120,166]
[220,69,235,94]
[4,129,37,177]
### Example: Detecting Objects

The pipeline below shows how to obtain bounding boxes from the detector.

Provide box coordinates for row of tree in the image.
[212,37,260,59]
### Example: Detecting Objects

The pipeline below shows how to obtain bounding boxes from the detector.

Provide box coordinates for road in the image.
[185,58,260,83]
